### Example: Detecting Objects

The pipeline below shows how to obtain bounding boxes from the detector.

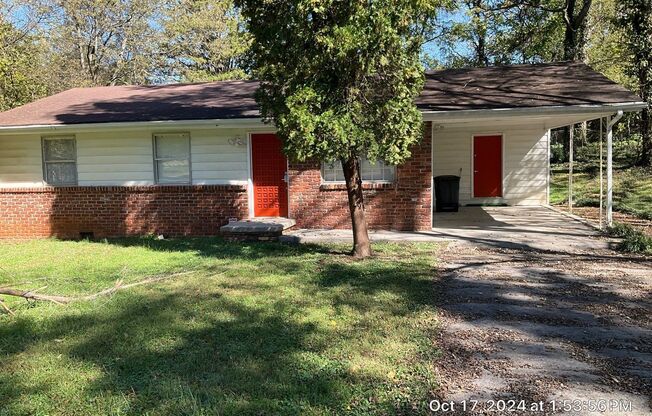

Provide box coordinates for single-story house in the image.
[0,61,645,238]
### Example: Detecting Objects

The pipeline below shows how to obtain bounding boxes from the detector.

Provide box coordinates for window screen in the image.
[42,137,77,185]
[321,158,396,182]
[154,133,191,184]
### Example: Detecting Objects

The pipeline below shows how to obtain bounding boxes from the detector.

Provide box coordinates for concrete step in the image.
[220,217,296,241]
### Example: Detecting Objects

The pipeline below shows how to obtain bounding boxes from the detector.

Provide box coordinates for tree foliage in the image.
[161,0,249,82]
[43,0,162,87]
[239,0,435,165]
[615,0,652,166]
[0,4,48,111]
[237,0,441,256]
[431,0,591,67]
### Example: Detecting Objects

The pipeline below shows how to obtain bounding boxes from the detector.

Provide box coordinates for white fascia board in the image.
[0,117,268,135]
[421,101,647,123]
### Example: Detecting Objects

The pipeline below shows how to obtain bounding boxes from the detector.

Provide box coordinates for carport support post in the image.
[599,117,604,229]
[606,111,624,227]
[569,125,574,213]
[607,117,613,226]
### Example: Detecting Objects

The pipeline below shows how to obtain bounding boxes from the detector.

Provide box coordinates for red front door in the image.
[251,133,288,217]
[473,135,503,198]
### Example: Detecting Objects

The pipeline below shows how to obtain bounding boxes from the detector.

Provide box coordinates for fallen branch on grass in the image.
[0,286,69,304]
[0,271,195,306]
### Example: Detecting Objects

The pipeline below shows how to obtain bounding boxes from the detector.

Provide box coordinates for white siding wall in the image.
[0,128,254,187]
[191,129,249,184]
[76,130,155,185]
[433,124,549,205]
[0,134,44,187]
[0,123,550,203]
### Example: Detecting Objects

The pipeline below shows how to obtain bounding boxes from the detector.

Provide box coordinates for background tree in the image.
[490,3,563,63]
[430,1,564,68]
[43,0,162,87]
[461,0,491,66]
[237,0,440,257]
[498,0,592,61]
[615,0,651,166]
[431,0,496,67]
[558,0,592,60]
[0,1,48,110]
[161,0,249,82]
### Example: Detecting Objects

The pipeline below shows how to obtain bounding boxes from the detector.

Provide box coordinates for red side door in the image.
[473,135,503,198]
[251,133,288,217]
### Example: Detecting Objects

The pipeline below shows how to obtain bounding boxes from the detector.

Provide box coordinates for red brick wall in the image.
[0,185,248,239]
[288,122,432,231]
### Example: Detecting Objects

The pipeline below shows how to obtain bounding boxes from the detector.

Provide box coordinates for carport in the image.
[288,206,613,253]
[422,63,647,229]
[430,206,612,252]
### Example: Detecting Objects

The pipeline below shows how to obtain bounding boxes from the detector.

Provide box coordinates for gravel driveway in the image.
[434,243,652,415]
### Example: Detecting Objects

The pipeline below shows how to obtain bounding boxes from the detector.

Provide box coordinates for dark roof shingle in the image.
[418,61,641,111]
[0,62,642,127]
[0,80,260,127]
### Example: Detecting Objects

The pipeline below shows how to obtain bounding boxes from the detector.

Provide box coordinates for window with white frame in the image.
[42,136,77,185]
[321,158,396,182]
[154,133,191,184]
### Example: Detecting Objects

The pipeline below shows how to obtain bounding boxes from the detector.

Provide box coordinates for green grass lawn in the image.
[0,238,440,415]
[550,164,652,220]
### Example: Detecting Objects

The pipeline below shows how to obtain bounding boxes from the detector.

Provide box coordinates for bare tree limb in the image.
[0,271,197,306]
[0,287,70,304]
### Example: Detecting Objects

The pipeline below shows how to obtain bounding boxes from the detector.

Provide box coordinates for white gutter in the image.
[421,101,647,122]
[0,117,268,134]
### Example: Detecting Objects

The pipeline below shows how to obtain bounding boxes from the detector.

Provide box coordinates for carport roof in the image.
[0,61,645,129]
[418,61,643,112]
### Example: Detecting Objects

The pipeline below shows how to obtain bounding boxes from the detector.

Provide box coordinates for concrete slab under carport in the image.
[430,206,616,252]
[287,206,616,253]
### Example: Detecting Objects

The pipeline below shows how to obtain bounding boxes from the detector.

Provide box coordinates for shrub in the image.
[550,143,565,163]
[607,222,652,254]
[574,196,600,207]
[613,137,641,165]
[576,142,600,163]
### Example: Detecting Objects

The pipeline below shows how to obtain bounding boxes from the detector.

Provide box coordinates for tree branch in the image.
[0,271,197,306]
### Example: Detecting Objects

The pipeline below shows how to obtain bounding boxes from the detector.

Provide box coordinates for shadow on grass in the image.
[0,239,439,415]
[105,236,345,259]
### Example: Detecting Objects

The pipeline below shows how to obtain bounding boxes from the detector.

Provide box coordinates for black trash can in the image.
[434,175,460,212]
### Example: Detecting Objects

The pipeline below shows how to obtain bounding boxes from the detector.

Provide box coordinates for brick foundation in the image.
[0,185,248,239]
[288,122,432,231]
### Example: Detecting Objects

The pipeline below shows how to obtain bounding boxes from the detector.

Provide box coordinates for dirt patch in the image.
[555,205,652,236]
[433,243,652,415]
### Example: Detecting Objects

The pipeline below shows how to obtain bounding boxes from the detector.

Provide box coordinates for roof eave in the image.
[0,117,267,134]
[421,101,647,122]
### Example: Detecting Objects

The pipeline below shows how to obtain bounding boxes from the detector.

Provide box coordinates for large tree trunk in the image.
[562,0,592,61]
[341,157,372,258]
[469,0,488,67]
[562,126,571,162]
